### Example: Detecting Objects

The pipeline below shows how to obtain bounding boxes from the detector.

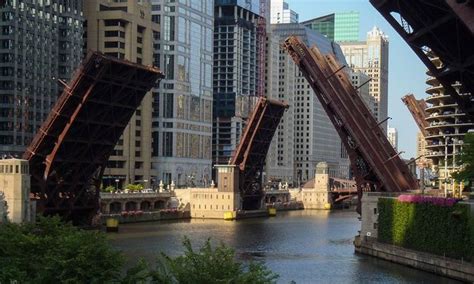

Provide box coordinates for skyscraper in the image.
[84,0,157,188]
[387,126,398,151]
[212,0,264,166]
[150,0,214,187]
[340,26,389,131]
[270,0,298,24]
[266,23,350,184]
[0,0,84,155]
[302,12,359,42]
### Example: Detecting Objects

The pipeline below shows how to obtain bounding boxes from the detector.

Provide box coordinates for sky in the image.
[285,0,428,158]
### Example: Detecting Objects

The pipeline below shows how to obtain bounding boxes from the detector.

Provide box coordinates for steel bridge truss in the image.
[370,0,474,119]
[230,97,288,210]
[402,94,429,136]
[283,36,418,213]
[23,52,163,225]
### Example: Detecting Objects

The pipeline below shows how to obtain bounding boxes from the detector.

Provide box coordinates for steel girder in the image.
[283,36,418,213]
[230,97,288,210]
[370,0,474,119]
[402,94,429,137]
[23,52,164,225]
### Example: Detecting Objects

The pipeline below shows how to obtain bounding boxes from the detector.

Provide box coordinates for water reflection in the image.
[110,210,460,283]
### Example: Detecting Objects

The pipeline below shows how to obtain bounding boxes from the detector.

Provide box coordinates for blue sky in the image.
[285,0,427,158]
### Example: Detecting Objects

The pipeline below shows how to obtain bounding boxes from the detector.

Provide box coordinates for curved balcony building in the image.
[424,56,473,190]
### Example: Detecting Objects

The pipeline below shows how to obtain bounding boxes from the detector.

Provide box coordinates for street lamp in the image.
[443,136,449,197]
[451,138,460,197]
[115,179,120,191]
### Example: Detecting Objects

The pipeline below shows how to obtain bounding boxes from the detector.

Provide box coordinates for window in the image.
[164,93,173,118]
[104,41,119,48]
[163,132,173,157]
[152,131,159,157]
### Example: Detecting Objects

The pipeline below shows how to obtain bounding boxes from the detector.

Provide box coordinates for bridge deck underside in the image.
[283,37,418,212]
[230,97,288,210]
[23,52,163,224]
[371,0,474,118]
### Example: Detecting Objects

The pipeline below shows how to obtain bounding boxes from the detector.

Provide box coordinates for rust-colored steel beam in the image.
[370,0,474,120]
[23,52,164,225]
[230,97,288,210]
[402,94,429,136]
[283,36,418,213]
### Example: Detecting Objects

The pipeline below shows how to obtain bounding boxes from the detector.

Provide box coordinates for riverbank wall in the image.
[357,192,474,282]
[102,210,190,224]
[354,236,474,282]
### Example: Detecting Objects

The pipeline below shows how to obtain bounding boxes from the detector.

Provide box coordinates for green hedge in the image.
[377,198,474,262]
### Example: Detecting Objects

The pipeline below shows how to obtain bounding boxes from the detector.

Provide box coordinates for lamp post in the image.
[451,138,459,197]
[115,178,120,191]
[443,136,449,197]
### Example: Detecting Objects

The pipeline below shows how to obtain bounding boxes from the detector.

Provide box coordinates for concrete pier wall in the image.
[355,236,474,282]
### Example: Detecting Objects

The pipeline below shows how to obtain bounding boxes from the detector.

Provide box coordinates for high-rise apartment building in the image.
[0,0,84,155]
[270,0,298,24]
[84,0,157,188]
[302,12,359,42]
[150,0,214,187]
[387,126,398,151]
[212,0,264,166]
[424,55,473,190]
[340,26,389,131]
[266,24,350,184]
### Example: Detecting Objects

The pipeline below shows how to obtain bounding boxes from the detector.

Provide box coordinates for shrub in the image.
[397,194,459,207]
[378,198,474,262]
[0,216,123,283]
[102,185,116,193]
[0,218,279,283]
[125,184,144,192]
[125,237,279,284]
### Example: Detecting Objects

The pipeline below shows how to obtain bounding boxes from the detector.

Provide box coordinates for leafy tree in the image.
[0,218,279,283]
[452,133,474,185]
[125,237,279,284]
[0,216,123,283]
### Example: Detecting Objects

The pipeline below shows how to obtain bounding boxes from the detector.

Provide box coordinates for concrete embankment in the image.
[354,236,474,283]
[102,210,190,224]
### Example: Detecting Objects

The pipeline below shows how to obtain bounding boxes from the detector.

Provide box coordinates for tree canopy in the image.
[453,133,474,184]
[0,217,278,283]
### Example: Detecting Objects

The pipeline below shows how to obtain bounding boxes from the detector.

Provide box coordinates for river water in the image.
[110,210,460,283]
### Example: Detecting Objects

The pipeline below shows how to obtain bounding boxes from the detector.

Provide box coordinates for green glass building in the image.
[302,12,359,42]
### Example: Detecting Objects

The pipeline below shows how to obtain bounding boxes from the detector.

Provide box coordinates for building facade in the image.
[212,0,264,166]
[387,126,398,151]
[270,0,298,24]
[302,11,359,42]
[84,0,157,188]
[264,27,295,184]
[424,55,474,191]
[150,0,213,187]
[340,26,389,131]
[266,24,350,185]
[0,159,31,223]
[0,0,83,156]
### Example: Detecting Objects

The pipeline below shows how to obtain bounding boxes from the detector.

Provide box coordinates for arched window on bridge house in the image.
[154,200,166,210]
[110,202,122,214]
[125,201,137,211]
[140,201,151,211]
